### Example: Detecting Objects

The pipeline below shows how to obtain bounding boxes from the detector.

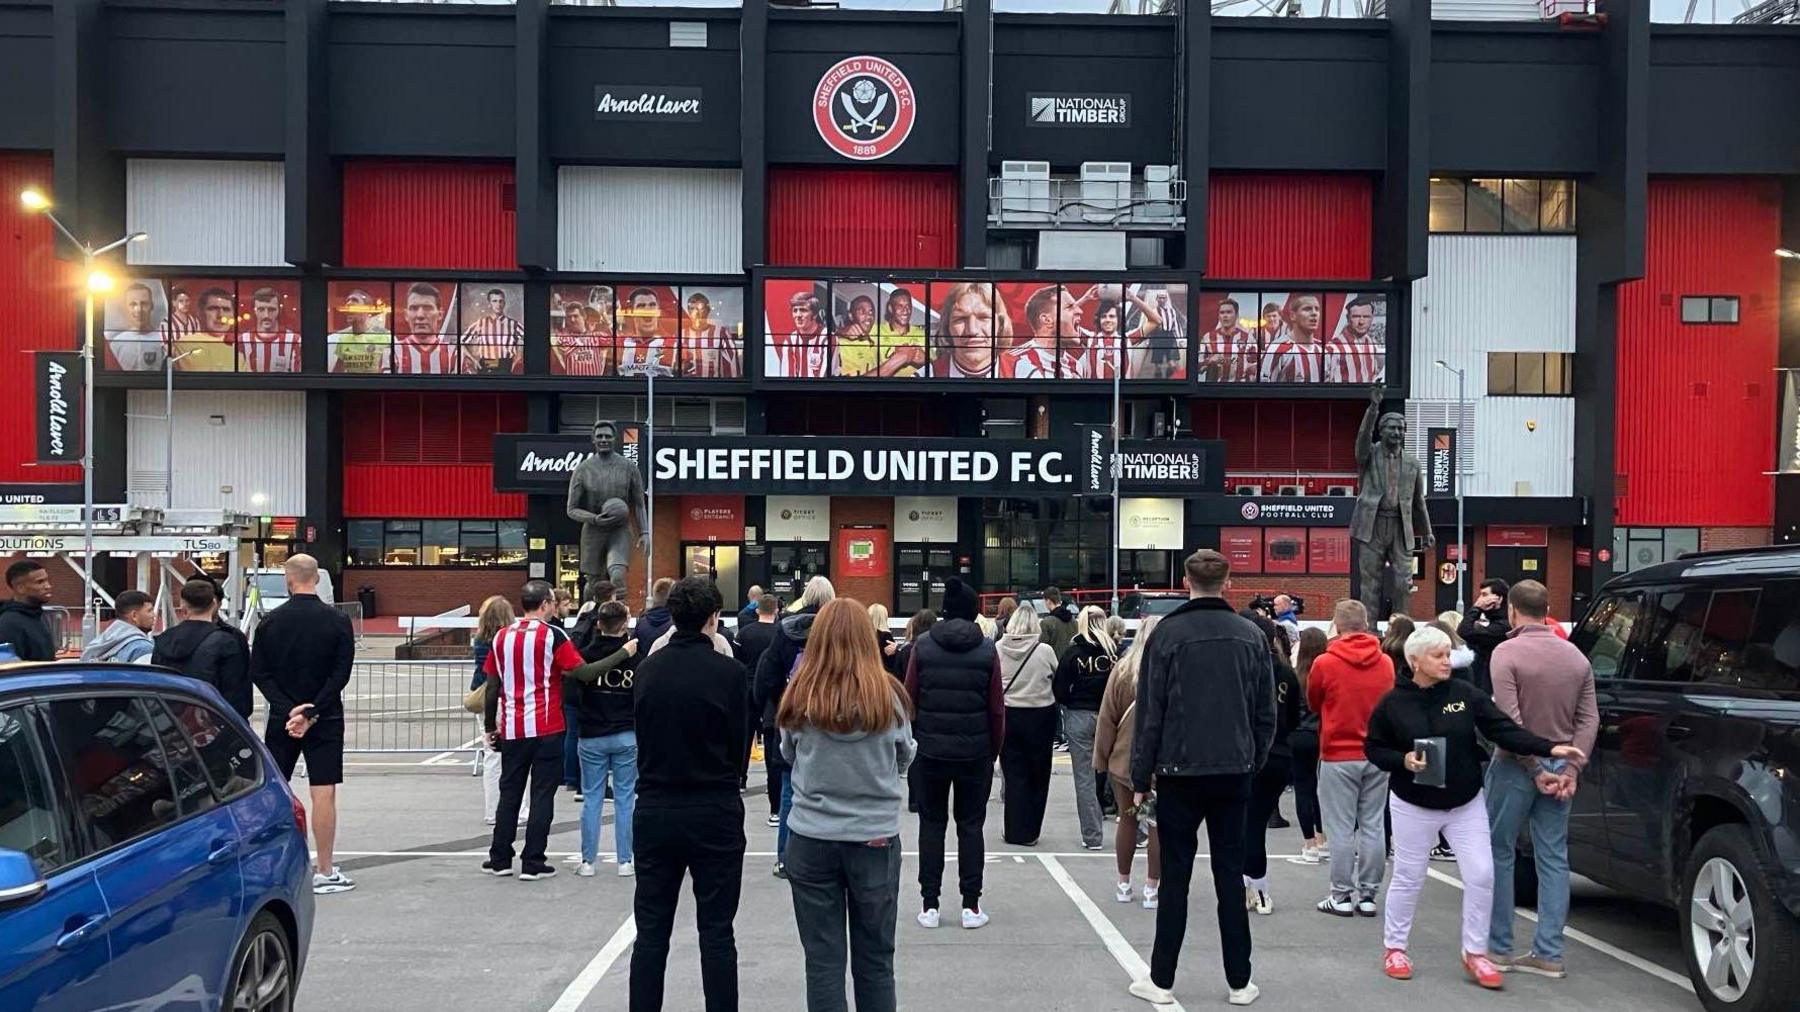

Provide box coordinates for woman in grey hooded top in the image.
[995,604,1059,846]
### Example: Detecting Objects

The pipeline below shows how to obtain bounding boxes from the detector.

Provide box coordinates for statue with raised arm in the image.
[566,420,649,587]
[1351,387,1434,618]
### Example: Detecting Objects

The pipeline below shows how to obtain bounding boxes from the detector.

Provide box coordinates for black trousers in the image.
[786,832,901,1012]
[1151,773,1254,992]
[998,706,1056,845]
[1242,754,1293,881]
[763,724,788,817]
[910,756,993,911]
[1289,728,1322,840]
[630,795,747,1012]
[488,732,563,868]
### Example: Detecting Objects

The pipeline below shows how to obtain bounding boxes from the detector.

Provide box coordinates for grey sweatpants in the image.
[1319,759,1390,901]
[1062,708,1104,848]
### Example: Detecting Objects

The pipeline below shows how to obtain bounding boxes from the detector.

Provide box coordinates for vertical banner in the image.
[35,351,82,464]
[1779,370,1800,474]
[1427,426,1457,498]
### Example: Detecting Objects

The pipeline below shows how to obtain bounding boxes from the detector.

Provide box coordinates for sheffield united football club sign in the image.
[813,56,916,161]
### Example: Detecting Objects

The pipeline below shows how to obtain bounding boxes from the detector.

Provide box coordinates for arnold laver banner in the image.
[35,351,81,464]
[594,86,703,122]
[1075,426,1225,495]
[1029,93,1130,127]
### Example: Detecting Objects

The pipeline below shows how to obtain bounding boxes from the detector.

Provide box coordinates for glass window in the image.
[420,520,460,566]
[43,696,181,850]
[461,521,498,565]
[1515,352,1546,395]
[1639,591,1711,683]
[1502,179,1541,233]
[139,697,218,818]
[1711,297,1740,323]
[383,520,422,565]
[1466,179,1504,233]
[1428,179,1465,233]
[1572,592,1642,679]
[1739,581,1800,693]
[347,520,382,567]
[159,699,262,801]
[1693,589,1760,685]
[0,706,72,875]
[1681,297,1711,323]
[1544,352,1570,395]
[1540,179,1576,231]
[497,521,529,565]
[1488,352,1517,395]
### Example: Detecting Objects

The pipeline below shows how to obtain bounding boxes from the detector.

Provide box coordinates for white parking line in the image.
[1425,868,1694,993]
[331,849,1156,859]
[547,915,637,1012]
[1038,854,1188,1012]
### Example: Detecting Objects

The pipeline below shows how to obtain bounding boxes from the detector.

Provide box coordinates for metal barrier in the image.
[325,658,482,754]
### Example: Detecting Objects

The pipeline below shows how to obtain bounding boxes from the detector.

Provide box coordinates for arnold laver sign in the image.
[1029,93,1130,127]
[35,351,81,464]
[1076,427,1225,495]
[594,86,703,122]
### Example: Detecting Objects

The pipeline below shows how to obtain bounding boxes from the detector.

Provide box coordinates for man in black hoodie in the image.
[1127,550,1273,1008]
[735,593,780,801]
[633,577,676,655]
[630,576,749,1012]
[155,578,252,718]
[0,560,56,661]
[904,577,1004,929]
[1458,578,1511,695]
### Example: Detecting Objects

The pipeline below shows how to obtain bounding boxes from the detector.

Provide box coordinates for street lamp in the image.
[1775,248,1800,260]
[19,188,147,644]
[1434,359,1468,613]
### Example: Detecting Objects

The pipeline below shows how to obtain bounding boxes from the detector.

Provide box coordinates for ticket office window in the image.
[896,546,955,616]
[769,543,829,604]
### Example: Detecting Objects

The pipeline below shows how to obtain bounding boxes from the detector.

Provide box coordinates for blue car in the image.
[0,664,313,1011]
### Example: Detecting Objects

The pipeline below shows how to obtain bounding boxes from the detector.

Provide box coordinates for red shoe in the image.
[1384,948,1413,981]
[1463,952,1504,989]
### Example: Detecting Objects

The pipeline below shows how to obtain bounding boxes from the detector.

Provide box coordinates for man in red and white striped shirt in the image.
[1260,294,1326,384]
[767,291,830,378]
[393,282,458,375]
[1323,296,1385,385]
[238,287,303,373]
[682,291,741,378]
[461,287,525,375]
[481,579,586,880]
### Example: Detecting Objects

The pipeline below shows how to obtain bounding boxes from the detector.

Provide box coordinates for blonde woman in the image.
[788,574,837,613]
[1053,605,1118,849]
[869,602,899,674]
[1095,615,1162,907]
[472,595,522,826]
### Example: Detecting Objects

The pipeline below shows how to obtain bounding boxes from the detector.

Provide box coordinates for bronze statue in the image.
[1351,387,1433,618]
[566,420,649,587]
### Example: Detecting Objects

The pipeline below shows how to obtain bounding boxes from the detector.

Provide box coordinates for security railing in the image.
[988,176,1186,229]
[292,658,483,754]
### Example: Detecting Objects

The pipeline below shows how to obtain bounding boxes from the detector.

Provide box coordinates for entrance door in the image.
[555,544,583,603]
[769,543,829,603]
[1486,546,1549,593]
[683,543,742,609]
[895,545,954,616]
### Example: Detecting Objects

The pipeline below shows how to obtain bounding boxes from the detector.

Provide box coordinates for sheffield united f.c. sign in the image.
[813,56,916,161]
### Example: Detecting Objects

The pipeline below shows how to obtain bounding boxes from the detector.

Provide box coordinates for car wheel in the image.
[229,911,295,1012]
[1512,846,1539,909]
[1682,825,1800,1012]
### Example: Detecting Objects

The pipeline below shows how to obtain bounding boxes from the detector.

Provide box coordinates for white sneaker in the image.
[617,862,635,878]
[1142,884,1159,910]
[961,907,989,929]
[1252,889,1272,915]
[1228,982,1261,1006]
[1128,979,1176,1005]
[917,908,941,929]
[765,813,780,828]
[577,862,596,877]
[1116,881,1134,903]
[1244,885,1258,911]
[311,868,355,895]
[563,854,583,865]
[484,816,496,826]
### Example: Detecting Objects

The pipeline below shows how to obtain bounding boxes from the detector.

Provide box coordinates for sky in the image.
[607,0,1751,22]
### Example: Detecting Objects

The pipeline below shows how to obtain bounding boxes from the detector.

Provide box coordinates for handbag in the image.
[462,680,489,715]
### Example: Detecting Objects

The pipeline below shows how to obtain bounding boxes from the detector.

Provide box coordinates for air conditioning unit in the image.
[1142,164,1176,219]
[1000,160,1051,220]
[1276,484,1305,497]
[1325,484,1356,497]
[1233,483,1262,496]
[1079,161,1132,222]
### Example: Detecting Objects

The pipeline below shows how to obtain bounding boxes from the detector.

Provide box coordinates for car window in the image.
[1692,589,1761,687]
[0,706,72,875]
[160,697,263,801]
[1733,581,1800,694]
[139,698,221,818]
[1571,592,1643,679]
[1636,591,1711,683]
[42,696,182,852]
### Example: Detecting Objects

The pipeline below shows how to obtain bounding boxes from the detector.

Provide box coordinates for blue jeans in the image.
[1486,757,1571,961]
[578,732,638,865]
[776,773,796,863]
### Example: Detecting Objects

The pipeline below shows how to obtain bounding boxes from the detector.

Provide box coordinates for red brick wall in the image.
[1700,526,1773,552]
[343,567,526,618]
[614,497,685,616]
[831,497,895,613]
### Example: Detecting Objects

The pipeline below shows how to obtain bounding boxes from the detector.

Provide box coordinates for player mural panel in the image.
[103,277,304,374]
[1197,290,1386,386]
[457,283,525,375]
[552,284,743,379]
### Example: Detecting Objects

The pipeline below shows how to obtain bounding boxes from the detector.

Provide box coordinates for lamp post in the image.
[1434,359,1468,614]
[19,188,147,644]
[1775,248,1800,260]
[1110,330,1122,617]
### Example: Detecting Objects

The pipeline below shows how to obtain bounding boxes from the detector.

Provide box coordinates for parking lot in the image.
[296,756,1702,1012]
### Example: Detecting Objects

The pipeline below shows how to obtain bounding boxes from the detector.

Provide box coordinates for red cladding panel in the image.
[342,161,517,270]
[1188,400,1364,473]
[767,168,956,269]
[342,392,526,518]
[0,154,80,482]
[1207,174,1373,281]
[1616,178,1779,527]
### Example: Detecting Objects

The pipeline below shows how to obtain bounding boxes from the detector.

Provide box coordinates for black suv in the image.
[1563,544,1800,1011]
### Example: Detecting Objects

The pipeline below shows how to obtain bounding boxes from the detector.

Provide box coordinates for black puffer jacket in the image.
[752,609,818,769]
[907,618,1000,763]
[155,618,252,717]
[1129,597,1274,792]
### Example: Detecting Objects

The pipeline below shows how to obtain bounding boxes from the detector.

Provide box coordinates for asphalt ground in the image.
[294,753,1702,1012]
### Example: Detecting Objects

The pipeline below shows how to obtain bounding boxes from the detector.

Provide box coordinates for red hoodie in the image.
[1305,633,1397,762]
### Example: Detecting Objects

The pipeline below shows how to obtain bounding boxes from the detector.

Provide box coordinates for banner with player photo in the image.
[102,277,302,374]
[550,284,743,379]
[1195,290,1386,385]
[328,279,528,376]
[761,277,1186,380]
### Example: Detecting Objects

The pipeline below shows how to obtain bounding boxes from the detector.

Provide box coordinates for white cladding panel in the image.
[126,160,287,267]
[558,167,743,274]
[1408,397,1573,498]
[1410,235,1576,400]
[127,391,306,514]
